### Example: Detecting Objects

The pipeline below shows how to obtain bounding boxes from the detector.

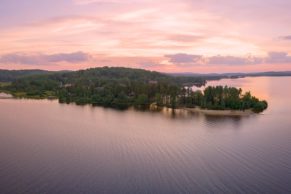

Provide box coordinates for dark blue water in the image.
[0,77,291,193]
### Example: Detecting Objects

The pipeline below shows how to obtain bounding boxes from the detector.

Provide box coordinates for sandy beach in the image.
[0,93,13,99]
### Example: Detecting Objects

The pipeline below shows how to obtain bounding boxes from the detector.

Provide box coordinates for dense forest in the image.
[0,67,268,113]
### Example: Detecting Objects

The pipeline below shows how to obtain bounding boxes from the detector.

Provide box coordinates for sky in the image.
[0,0,291,73]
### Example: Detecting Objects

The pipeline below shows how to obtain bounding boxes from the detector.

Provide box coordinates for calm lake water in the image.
[0,77,291,194]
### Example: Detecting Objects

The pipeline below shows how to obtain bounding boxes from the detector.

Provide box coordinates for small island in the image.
[0,67,268,114]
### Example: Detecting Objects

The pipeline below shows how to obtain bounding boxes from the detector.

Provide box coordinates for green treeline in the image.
[2,67,268,113]
[179,86,268,113]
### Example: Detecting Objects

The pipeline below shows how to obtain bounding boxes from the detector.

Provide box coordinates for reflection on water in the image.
[0,77,291,193]
[203,114,243,127]
[157,108,246,128]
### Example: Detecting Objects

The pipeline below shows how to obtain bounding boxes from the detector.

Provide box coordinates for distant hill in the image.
[0,69,51,82]
[0,67,205,85]
[1,68,291,83]
[170,71,291,80]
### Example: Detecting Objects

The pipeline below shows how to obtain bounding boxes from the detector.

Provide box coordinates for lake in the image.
[0,77,291,193]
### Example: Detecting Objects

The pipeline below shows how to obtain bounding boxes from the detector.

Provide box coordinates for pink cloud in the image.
[0,0,291,73]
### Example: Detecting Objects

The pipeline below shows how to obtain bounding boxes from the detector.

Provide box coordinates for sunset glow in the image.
[1,0,291,72]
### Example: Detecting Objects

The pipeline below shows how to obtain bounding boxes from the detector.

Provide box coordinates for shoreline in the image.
[0,92,13,99]
[0,93,256,116]
[182,107,254,116]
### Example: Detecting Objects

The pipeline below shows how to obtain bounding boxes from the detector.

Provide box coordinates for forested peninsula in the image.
[0,67,268,113]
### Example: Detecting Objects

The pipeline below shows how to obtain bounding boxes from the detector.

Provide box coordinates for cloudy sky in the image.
[0,0,291,72]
